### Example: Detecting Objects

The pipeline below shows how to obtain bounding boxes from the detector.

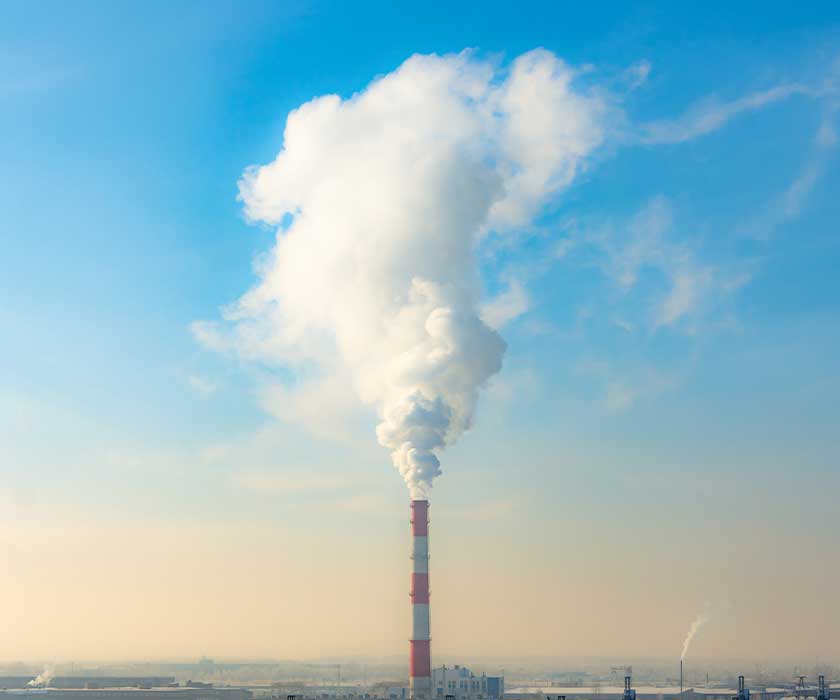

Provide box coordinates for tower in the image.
[409,500,431,699]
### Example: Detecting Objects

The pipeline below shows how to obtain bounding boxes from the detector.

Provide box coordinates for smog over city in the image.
[2,5,838,700]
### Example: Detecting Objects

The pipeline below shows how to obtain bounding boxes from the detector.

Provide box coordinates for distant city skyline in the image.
[1,1,838,664]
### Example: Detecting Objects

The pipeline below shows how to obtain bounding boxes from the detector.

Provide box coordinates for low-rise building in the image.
[432,666,504,699]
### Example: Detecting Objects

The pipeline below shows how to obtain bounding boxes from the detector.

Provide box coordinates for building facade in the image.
[431,667,503,699]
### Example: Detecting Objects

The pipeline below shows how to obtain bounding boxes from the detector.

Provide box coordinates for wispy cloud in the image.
[576,357,682,411]
[594,195,674,291]
[654,261,717,330]
[780,99,839,219]
[624,60,652,92]
[480,279,531,329]
[639,84,806,145]
[189,320,231,354]
[188,374,218,396]
[611,317,635,333]
[590,197,750,332]
[740,65,840,239]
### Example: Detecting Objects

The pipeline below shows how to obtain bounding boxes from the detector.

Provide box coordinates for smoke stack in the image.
[410,500,431,699]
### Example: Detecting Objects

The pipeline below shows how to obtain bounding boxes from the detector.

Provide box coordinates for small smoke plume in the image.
[681,604,710,660]
[194,49,606,498]
[27,668,54,688]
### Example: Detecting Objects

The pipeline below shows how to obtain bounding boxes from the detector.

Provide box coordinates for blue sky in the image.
[1,1,839,661]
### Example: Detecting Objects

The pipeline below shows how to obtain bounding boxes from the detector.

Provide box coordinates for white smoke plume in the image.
[681,604,711,660]
[27,668,54,688]
[194,49,606,498]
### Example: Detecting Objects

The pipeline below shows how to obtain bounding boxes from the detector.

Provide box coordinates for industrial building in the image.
[432,666,503,699]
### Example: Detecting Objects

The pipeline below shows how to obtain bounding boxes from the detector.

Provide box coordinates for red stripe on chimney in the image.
[411,499,428,536]
[410,573,430,603]
[409,640,431,677]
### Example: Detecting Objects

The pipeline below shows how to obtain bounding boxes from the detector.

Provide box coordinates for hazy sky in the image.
[2,0,839,665]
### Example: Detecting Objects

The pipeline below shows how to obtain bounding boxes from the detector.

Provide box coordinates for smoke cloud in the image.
[681,604,710,660]
[195,49,606,498]
[27,668,54,688]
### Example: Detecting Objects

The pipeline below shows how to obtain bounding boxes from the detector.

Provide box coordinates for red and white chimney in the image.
[409,499,431,699]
